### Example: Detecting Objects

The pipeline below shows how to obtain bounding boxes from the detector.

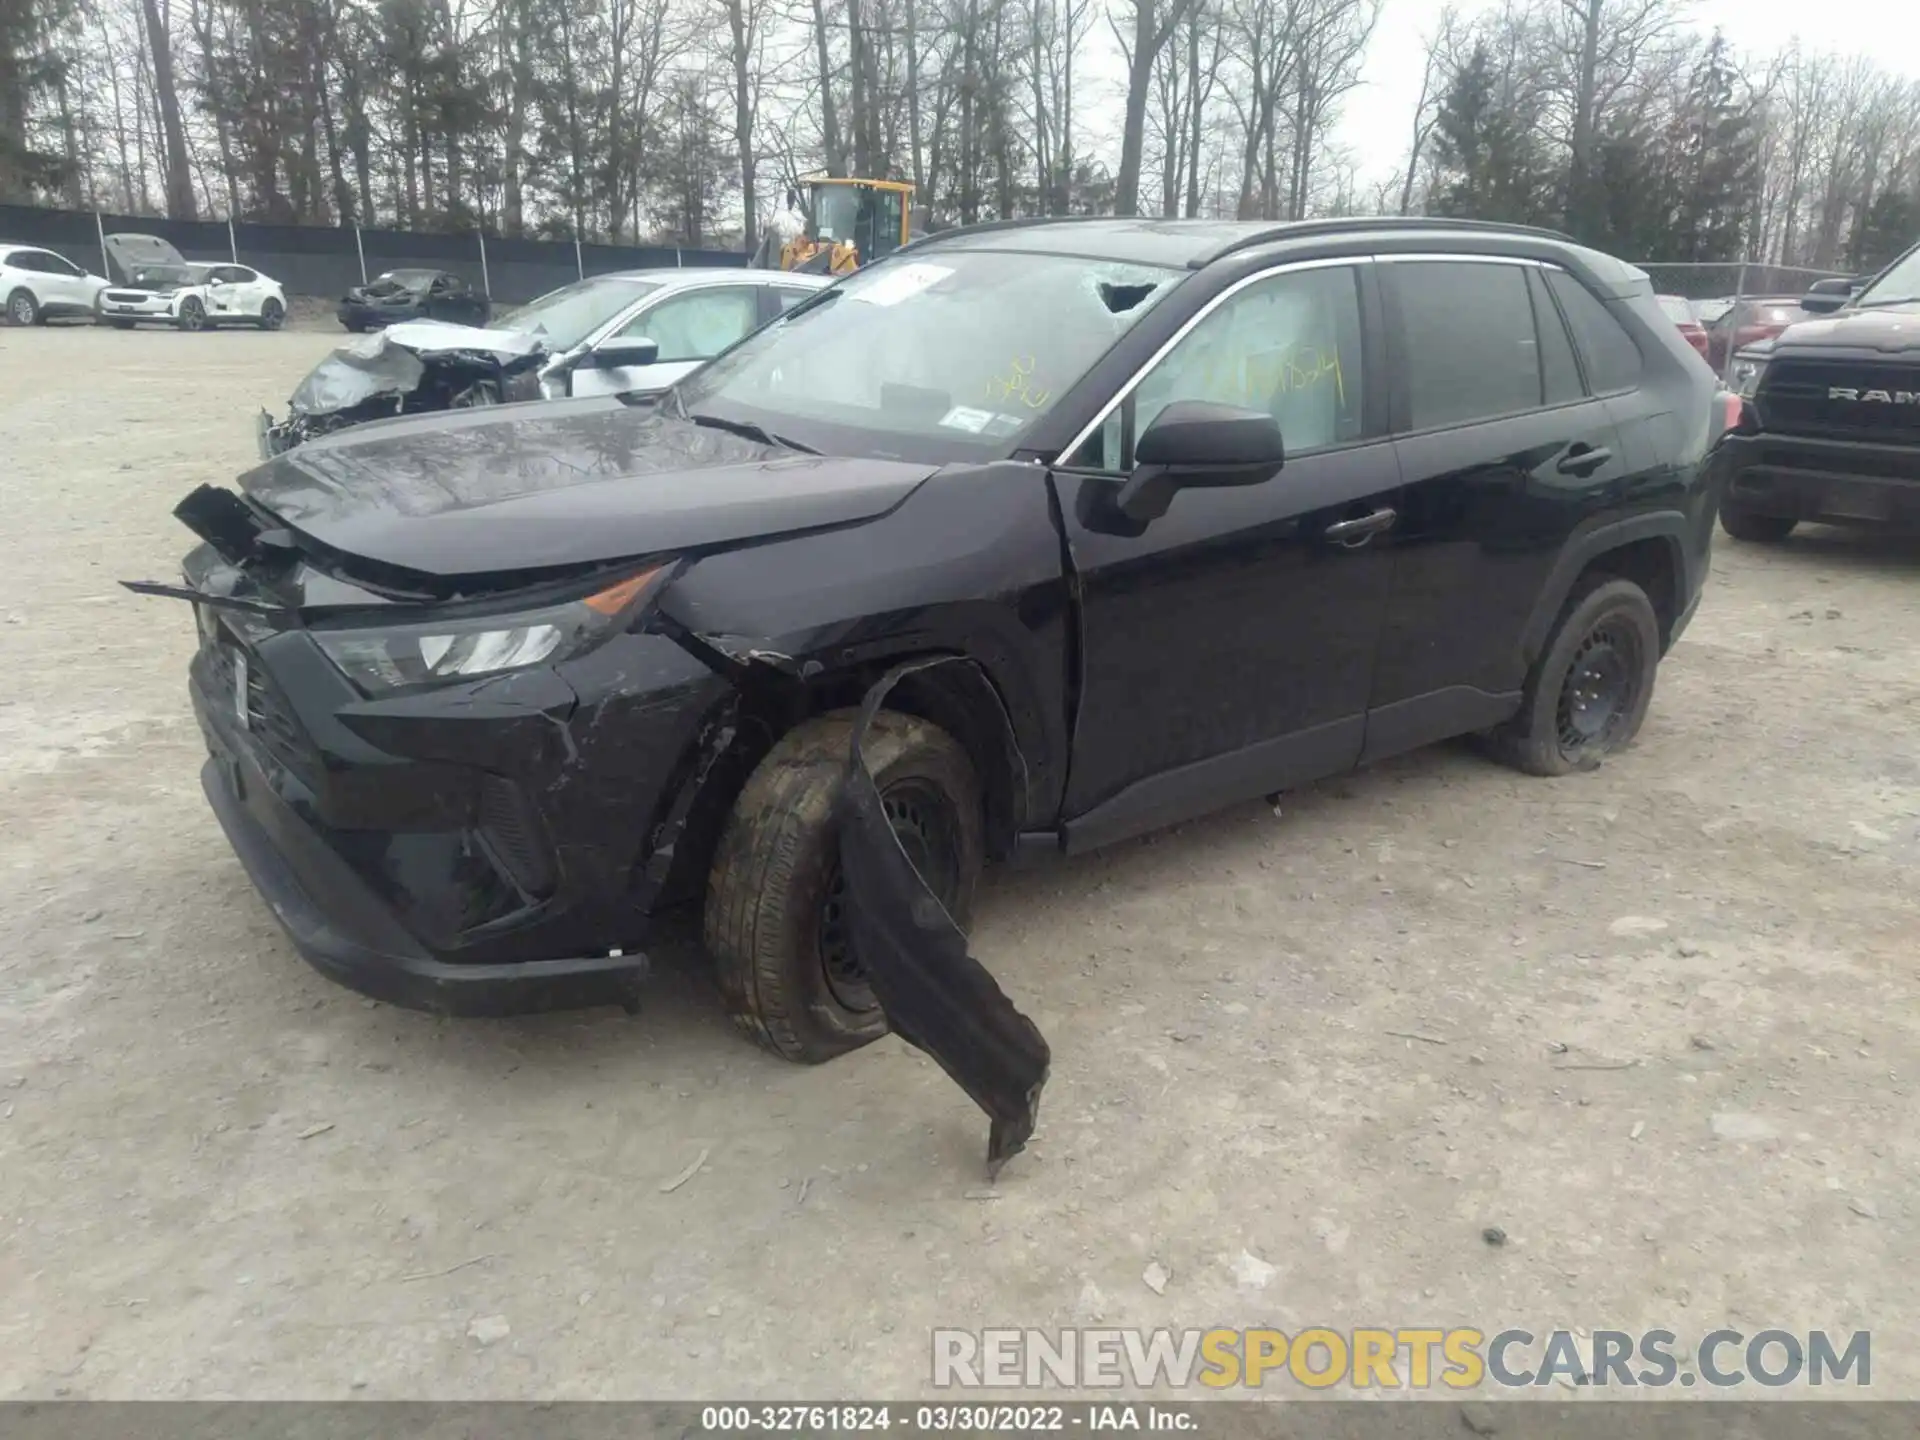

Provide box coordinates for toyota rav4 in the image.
[135,218,1725,1077]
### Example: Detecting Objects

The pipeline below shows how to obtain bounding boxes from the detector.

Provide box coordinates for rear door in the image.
[1367,256,1633,762]
[573,283,763,397]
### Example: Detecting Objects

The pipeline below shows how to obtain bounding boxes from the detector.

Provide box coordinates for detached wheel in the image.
[258,298,285,331]
[1719,503,1796,543]
[704,709,983,1064]
[7,289,39,326]
[176,297,207,332]
[1486,575,1661,777]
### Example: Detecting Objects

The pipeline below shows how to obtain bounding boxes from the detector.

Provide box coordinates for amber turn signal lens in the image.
[583,564,667,616]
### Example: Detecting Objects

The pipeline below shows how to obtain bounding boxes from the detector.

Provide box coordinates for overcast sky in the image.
[1334,0,1920,189]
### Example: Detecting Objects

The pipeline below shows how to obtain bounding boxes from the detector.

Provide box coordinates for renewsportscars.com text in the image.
[931,1327,1872,1391]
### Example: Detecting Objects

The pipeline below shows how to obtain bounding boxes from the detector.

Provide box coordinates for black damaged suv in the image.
[143,218,1724,1061]
[1716,237,1920,540]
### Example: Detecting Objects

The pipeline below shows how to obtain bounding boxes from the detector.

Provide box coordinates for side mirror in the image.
[585,337,660,369]
[1799,291,1846,314]
[1115,400,1286,522]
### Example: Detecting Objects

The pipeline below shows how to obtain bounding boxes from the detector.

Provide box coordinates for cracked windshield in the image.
[676,250,1181,448]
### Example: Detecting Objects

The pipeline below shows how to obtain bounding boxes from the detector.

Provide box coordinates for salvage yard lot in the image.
[2,323,1917,1399]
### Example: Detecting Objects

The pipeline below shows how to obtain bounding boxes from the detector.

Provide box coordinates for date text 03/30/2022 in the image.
[700,1406,1197,1432]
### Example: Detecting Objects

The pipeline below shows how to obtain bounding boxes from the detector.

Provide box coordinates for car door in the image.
[206,265,246,318]
[1365,256,1636,763]
[1048,259,1401,852]
[25,250,81,309]
[571,283,763,398]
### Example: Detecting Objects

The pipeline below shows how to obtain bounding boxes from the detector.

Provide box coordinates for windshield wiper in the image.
[685,411,818,454]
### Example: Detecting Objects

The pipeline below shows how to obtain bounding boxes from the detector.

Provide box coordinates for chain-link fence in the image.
[1632,260,1854,381]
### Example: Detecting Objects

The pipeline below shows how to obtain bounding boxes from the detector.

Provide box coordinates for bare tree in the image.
[1112,0,1201,215]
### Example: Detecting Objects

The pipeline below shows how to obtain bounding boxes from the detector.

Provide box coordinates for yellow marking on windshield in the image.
[988,355,1052,409]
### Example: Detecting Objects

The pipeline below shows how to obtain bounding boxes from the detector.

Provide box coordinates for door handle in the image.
[1556,444,1613,476]
[1324,507,1398,545]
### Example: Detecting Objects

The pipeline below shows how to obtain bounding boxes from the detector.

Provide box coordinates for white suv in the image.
[1,244,109,325]
[100,261,289,331]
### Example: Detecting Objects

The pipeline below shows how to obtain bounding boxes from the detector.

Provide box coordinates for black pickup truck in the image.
[1716,239,1920,540]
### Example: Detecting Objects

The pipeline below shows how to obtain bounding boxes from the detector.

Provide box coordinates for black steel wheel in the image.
[1554,618,1644,761]
[258,298,285,331]
[1485,575,1662,777]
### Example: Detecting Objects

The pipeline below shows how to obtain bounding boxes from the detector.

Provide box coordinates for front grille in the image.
[104,290,152,303]
[203,637,314,782]
[1758,358,1920,442]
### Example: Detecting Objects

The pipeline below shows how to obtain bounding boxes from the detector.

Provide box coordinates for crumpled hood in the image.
[377,319,545,360]
[1772,302,1920,355]
[287,324,546,418]
[237,401,937,580]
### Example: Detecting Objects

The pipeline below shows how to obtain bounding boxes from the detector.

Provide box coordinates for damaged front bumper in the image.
[183,589,734,1015]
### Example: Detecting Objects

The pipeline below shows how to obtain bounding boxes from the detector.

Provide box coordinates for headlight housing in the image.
[1728,347,1770,399]
[313,565,665,693]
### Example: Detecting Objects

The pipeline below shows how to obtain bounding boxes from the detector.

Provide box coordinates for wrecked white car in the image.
[259,268,830,456]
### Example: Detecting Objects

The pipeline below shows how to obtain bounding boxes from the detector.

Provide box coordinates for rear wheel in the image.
[1719,503,1796,543]
[704,709,983,1064]
[258,297,285,331]
[6,289,38,327]
[176,297,207,332]
[1485,575,1661,777]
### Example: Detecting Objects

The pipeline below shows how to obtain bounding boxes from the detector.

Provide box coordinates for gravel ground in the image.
[1,324,1916,1402]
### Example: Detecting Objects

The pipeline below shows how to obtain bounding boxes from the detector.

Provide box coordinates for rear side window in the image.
[1527,268,1583,405]
[1546,269,1642,393]
[1394,260,1542,430]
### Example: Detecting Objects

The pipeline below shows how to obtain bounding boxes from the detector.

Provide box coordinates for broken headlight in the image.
[1728,347,1770,399]
[314,566,665,693]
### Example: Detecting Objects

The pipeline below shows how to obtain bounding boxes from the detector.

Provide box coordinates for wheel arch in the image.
[636,644,1032,918]
[1520,512,1692,667]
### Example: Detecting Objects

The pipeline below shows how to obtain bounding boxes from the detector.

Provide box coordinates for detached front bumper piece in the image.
[839,660,1051,1179]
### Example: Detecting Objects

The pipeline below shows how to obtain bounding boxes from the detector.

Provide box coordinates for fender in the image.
[1518,509,1695,668]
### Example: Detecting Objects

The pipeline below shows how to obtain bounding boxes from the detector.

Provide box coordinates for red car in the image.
[1705,297,1810,371]
[1657,295,1710,361]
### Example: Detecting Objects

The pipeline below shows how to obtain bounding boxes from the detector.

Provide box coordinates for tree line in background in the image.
[1,0,1916,271]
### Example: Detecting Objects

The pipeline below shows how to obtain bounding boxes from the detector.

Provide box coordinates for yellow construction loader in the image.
[772,177,917,275]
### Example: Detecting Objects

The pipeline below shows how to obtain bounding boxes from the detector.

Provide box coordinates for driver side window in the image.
[619,287,760,362]
[1068,265,1365,471]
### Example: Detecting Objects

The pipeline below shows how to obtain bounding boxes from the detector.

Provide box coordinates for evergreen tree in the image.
[1663,33,1758,263]
[1429,42,1555,228]
[1850,189,1919,274]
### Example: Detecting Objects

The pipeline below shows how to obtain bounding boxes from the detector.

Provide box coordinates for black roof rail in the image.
[1194,215,1578,268]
